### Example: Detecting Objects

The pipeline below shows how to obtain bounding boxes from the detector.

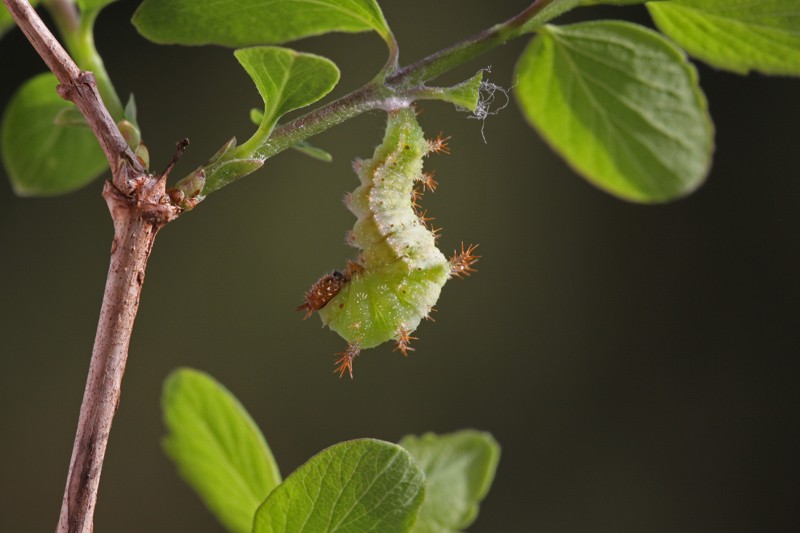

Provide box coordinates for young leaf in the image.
[132,0,392,48]
[515,21,713,203]
[428,71,484,113]
[235,47,340,136]
[253,439,425,533]
[124,94,138,127]
[400,431,500,533]
[648,0,800,76]
[162,368,281,533]
[290,141,334,162]
[1,73,107,196]
[204,158,266,192]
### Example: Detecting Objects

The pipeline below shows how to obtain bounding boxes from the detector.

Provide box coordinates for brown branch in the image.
[57,180,178,533]
[2,0,143,195]
[2,1,182,532]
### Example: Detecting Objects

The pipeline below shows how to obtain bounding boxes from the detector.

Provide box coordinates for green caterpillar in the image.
[299,108,478,377]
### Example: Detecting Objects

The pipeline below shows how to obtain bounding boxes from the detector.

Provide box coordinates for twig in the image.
[211,0,554,195]
[3,0,552,529]
[2,1,180,532]
[57,180,177,533]
[2,0,142,195]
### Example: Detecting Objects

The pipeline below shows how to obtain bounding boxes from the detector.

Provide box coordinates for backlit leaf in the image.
[133,0,391,47]
[1,73,107,196]
[235,47,340,135]
[515,21,714,202]
[400,430,500,533]
[253,439,424,533]
[649,0,800,76]
[163,369,281,533]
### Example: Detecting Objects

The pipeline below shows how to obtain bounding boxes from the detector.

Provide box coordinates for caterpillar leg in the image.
[334,343,360,379]
[393,327,418,357]
[450,243,480,278]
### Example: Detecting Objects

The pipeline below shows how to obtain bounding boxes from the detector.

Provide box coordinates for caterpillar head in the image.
[296,270,347,319]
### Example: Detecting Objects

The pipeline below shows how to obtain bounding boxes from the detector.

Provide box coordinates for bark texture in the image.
[57,179,179,533]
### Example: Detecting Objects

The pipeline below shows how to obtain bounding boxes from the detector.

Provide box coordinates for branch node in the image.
[55,71,95,103]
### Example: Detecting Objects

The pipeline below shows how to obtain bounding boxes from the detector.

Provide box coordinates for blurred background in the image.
[1,1,799,531]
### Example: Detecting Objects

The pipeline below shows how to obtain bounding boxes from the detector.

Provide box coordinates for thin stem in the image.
[57,181,175,533]
[196,0,555,198]
[74,8,125,118]
[265,0,552,152]
[3,2,180,532]
[231,84,382,167]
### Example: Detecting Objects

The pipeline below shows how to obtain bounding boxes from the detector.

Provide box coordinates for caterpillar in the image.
[298,108,479,378]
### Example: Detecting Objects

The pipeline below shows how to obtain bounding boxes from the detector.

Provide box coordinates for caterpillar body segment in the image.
[301,108,477,377]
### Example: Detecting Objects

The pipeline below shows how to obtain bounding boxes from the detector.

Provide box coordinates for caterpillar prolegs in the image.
[298,108,479,378]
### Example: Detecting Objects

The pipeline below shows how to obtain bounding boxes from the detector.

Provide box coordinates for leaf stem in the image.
[196,0,556,199]
[262,0,554,153]
[386,0,554,88]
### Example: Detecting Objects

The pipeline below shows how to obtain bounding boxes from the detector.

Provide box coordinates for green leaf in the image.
[430,71,485,113]
[290,141,333,162]
[249,108,265,126]
[132,0,392,48]
[124,94,138,126]
[648,0,800,76]
[400,431,500,533]
[53,107,89,128]
[253,439,425,533]
[204,158,265,192]
[236,46,340,136]
[1,73,107,196]
[515,21,713,203]
[197,47,338,195]
[162,368,281,533]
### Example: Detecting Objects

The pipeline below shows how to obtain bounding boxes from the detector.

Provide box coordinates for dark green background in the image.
[1,1,798,531]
